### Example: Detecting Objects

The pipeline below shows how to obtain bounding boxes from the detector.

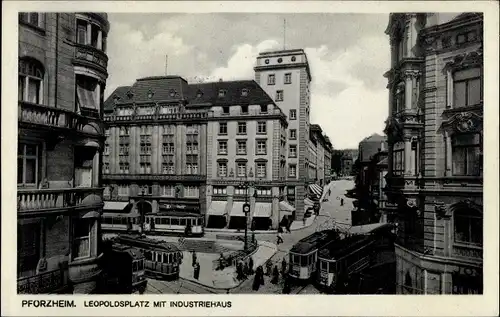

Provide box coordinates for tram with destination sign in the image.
[288,229,340,281]
[111,234,183,280]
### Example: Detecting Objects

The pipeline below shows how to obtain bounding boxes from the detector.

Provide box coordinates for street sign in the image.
[242,203,250,214]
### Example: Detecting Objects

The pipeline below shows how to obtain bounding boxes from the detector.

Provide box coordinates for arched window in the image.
[19,58,44,104]
[454,207,482,246]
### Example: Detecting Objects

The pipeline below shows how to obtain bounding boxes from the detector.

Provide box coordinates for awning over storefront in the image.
[253,202,272,218]
[308,184,323,199]
[230,201,245,217]
[104,201,131,211]
[207,200,228,216]
[304,198,315,207]
[279,201,295,216]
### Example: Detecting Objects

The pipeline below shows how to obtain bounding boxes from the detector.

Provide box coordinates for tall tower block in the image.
[254,49,312,220]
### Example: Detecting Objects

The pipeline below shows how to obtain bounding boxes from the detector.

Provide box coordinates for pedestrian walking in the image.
[340,198,344,206]
[265,260,273,276]
[281,258,287,277]
[236,261,244,281]
[285,218,291,233]
[184,222,192,236]
[277,229,284,245]
[271,266,279,284]
[191,250,197,267]
[283,276,291,294]
[248,257,254,275]
[302,217,306,226]
[193,262,200,280]
[244,261,250,276]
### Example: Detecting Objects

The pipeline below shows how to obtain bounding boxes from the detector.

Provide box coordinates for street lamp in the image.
[237,169,256,253]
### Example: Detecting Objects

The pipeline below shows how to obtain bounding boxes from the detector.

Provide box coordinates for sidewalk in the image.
[205,215,318,235]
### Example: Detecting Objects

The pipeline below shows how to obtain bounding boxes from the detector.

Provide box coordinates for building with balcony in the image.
[201,80,293,230]
[384,13,483,294]
[17,12,110,294]
[102,76,208,226]
[254,49,312,220]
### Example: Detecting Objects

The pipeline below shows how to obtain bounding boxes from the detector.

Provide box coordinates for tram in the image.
[101,212,142,232]
[288,229,340,281]
[101,241,147,294]
[144,211,204,236]
[112,234,183,281]
[316,234,375,293]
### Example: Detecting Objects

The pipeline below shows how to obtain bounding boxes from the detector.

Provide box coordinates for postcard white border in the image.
[2,1,499,316]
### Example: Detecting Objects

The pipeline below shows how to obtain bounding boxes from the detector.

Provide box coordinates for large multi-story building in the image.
[254,49,313,219]
[384,13,483,294]
[17,12,110,294]
[324,136,333,184]
[102,76,208,224]
[310,124,333,187]
[201,80,293,230]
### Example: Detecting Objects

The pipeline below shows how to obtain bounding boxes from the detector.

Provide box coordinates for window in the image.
[238,122,247,134]
[103,163,110,174]
[237,162,247,177]
[256,187,272,196]
[76,75,101,115]
[162,143,175,154]
[218,141,228,155]
[76,19,105,50]
[17,223,41,274]
[77,19,87,45]
[139,185,152,196]
[453,68,481,108]
[276,90,284,101]
[219,122,228,135]
[241,89,249,96]
[289,109,297,120]
[257,122,267,134]
[289,164,297,178]
[452,133,481,176]
[103,186,111,197]
[139,163,151,174]
[213,186,227,195]
[162,162,175,174]
[289,145,297,158]
[393,148,404,176]
[235,187,246,195]
[454,208,482,246]
[19,58,44,104]
[218,162,227,177]
[186,163,198,174]
[456,34,467,44]
[237,140,247,155]
[395,84,405,113]
[19,13,43,28]
[222,106,230,114]
[256,140,267,155]
[73,219,91,259]
[256,162,267,178]
[241,105,248,114]
[290,129,297,139]
[260,104,268,113]
[119,163,129,174]
[118,184,129,196]
[119,127,129,136]
[184,186,199,198]
[284,73,292,84]
[18,143,39,186]
[218,89,227,97]
[268,74,275,85]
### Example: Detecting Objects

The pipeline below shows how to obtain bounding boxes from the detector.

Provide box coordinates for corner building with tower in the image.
[17,12,110,294]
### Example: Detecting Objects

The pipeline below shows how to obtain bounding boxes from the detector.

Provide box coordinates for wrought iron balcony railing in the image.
[17,268,66,294]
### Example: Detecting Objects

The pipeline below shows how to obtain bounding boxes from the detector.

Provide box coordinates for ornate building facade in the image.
[254,49,313,220]
[17,12,110,294]
[202,80,293,230]
[384,13,483,294]
[102,76,208,221]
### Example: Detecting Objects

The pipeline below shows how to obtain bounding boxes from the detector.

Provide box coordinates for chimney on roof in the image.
[219,78,223,82]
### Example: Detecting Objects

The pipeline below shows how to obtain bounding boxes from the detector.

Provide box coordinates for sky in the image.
[105,13,391,149]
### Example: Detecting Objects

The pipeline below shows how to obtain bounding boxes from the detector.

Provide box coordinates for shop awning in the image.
[308,184,323,199]
[279,201,295,216]
[253,202,272,218]
[304,198,315,207]
[230,201,246,217]
[207,200,228,216]
[104,201,130,211]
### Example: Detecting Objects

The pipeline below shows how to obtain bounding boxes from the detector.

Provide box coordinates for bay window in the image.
[76,75,102,117]
[452,133,481,176]
[393,148,404,176]
[19,58,44,104]
[76,18,106,51]
[72,219,91,259]
[453,68,481,108]
[18,143,40,187]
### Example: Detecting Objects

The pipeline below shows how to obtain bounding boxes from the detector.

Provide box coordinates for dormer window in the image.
[196,90,203,98]
[147,90,154,99]
[241,88,249,97]
[113,95,120,104]
[126,90,134,99]
[218,89,227,98]
[169,89,176,97]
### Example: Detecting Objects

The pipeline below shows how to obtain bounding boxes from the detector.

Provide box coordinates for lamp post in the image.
[238,170,255,253]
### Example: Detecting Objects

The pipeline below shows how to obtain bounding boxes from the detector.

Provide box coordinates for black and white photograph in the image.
[2,1,499,316]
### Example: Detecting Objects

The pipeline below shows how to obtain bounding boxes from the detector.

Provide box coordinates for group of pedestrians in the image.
[236,256,254,281]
